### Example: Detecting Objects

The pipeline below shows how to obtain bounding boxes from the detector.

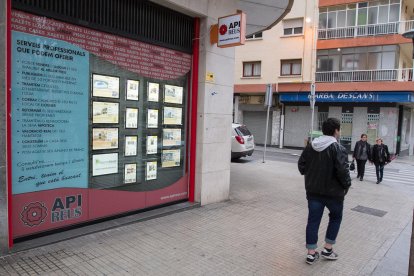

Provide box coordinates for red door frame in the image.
[6,0,13,248]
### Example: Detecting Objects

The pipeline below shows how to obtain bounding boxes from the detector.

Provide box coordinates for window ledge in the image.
[241,76,262,79]
[279,75,302,78]
[246,38,263,41]
[281,34,304,38]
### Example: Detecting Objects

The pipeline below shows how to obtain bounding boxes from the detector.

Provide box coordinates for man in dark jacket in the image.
[352,134,371,181]
[298,118,351,265]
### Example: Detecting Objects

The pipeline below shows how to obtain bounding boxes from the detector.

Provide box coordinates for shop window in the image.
[283,18,303,36]
[243,61,261,77]
[281,59,302,76]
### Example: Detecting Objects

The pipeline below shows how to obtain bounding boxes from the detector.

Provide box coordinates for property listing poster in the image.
[12,31,89,194]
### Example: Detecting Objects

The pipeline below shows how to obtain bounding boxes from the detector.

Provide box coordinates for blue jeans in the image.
[306,197,344,249]
[375,163,385,181]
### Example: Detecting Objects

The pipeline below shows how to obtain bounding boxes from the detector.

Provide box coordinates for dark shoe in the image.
[306,251,320,265]
[356,175,360,178]
[359,177,363,181]
[321,248,338,260]
[376,180,380,184]
[380,178,383,182]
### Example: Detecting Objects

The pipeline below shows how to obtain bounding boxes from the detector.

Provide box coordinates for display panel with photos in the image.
[162,129,181,147]
[163,107,182,125]
[147,109,158,128]
[126,80,139,101]
[148,82,159,102]
[124,163,137,184]
[92,153,118,176]
[125,108,138,128]
[146,161,157,180]
[125,136,137,156]
[92,74,120,98]
[147,136,158,154]
[164,85,183,104]
[92,128,119,150]
[92,101,119,124]
[162,149,181,168]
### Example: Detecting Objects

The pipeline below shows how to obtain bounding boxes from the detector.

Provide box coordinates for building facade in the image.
[234,0,414,155]
[0,0,292,255]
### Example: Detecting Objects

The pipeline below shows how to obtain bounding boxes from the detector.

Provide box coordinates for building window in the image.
[283,18,303,36]
[246,32,263,40]
[243,61,261,77]
[281,59,302,76]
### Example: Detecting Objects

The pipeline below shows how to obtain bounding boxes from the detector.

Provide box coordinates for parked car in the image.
[231,123,254,159]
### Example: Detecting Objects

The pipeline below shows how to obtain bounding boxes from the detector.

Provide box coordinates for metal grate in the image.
[12,0,194,53]
[351,205,387,217]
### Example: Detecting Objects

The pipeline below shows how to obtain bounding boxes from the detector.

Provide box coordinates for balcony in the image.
[318,20,414,40]
[315,68,413,83]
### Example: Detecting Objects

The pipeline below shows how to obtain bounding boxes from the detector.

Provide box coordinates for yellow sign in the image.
[206,72,215,83]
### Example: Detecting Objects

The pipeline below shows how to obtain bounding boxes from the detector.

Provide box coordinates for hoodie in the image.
[311,135,338,152]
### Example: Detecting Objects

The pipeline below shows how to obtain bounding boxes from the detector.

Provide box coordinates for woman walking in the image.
[352,134,371,181]
[371,138,390,184]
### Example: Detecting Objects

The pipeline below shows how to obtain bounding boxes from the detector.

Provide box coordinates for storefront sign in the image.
[12,32,89,194]
[217,13,246,47]
[280,92,414,103]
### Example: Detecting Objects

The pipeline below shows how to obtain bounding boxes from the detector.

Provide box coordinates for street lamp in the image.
[402,29,414,82]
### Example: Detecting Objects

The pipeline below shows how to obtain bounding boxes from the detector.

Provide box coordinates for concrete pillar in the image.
[271,110,280,146]
[409,109,414,156]
[379,107,399,153]
[328,106,342,121]
[194,0,236,205]
[0,0,9,255]
[351,107,368,149]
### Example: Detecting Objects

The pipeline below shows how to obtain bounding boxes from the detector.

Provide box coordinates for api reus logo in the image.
[219,24,227,35]
[21,202,48,227]
[51,194,82,223]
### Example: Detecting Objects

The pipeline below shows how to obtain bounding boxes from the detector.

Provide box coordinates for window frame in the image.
[282,18,304,36]
[280,59,302,76]
[242,61,262,77]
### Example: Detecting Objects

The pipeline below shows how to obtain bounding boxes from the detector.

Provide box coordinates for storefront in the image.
[8,1,195,241]
[280,91,414,154]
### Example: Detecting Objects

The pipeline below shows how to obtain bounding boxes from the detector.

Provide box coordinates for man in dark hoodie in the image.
[298,118,351,265]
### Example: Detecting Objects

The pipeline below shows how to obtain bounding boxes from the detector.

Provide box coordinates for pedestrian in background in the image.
[298,118,351,265]
[352,134,371,181]
[371,137,390,184]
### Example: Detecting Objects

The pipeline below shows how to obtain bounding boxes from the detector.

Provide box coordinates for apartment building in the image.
[234,0,414,155]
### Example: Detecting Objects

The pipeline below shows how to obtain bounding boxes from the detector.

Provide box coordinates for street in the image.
[0,148,412,275]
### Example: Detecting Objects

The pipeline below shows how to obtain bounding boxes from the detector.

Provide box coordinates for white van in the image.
[231,123,254,159]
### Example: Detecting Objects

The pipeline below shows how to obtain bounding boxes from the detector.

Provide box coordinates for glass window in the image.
[281,59,302,75]
[368,52,381,69]
[342,54,356,70]
[358,7,368,25]
[243,61,261,77]
[381,52,396,69]
[389,4,400,22]
[327,12,337,28]
[319,13,328,29]
[337,11,346,27]
[368,7,378,24]
[354,53,368,70]
[283,18,303,35]
[378,6,388,23]
[347,9,356,27]
[246,32,263,39]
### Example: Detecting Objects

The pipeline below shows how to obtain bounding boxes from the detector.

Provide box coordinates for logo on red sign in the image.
[219,24,227,35]
[21,202,48,227]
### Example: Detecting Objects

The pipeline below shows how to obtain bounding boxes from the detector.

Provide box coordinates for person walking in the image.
[371,137,390,184]
[352,134,371,181]
[298,118,351,265]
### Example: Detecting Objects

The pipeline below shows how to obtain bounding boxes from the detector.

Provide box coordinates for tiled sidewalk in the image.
[0,156,413,275]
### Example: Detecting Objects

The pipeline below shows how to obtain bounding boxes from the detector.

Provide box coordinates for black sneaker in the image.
[321,248,338,260]
[306,252,320,265]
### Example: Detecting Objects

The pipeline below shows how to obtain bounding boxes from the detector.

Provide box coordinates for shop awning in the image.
[279,92,414,103]
[237,0,294,36]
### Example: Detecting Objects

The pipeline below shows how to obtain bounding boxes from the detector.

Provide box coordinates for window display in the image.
[125,136,138,156]
[92,153,119,176]
[92,128,119,150]
[92,74,120,98]
[146,161,157,180]
[124,163,137,184]
[125,108,138,128]
[162,149,181,167]
[147,109,159,128]
[163,107,182,125]
[148,82,160,102]
[164,85,183,104]
[126,80,139,101]
[163,129,182,147]
[147,136,158,154]
[92,102,119,124]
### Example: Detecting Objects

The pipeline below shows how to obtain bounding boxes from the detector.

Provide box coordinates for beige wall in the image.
[234,0,317,86]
